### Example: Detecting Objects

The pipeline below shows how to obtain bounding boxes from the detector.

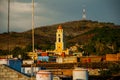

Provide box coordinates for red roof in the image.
[58,25,62,29]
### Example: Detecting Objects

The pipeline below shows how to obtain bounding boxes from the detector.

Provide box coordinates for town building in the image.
[27,52,38,60]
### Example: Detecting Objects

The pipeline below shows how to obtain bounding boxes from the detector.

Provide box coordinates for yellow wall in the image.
[55,25,64,54]
[27,52,38,60]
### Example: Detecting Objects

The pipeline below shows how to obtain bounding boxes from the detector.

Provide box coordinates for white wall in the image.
[21,67,40,76]
[22,60,34,64]
[0,59,8,64]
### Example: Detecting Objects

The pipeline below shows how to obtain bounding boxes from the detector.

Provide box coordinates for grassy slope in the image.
[0,20,118,50]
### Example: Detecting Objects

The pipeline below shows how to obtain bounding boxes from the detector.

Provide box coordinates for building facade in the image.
[55,25,64,54]
[46,25,69,55]
[54,25,69,55]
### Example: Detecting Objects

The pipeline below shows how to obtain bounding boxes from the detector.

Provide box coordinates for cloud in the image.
[0,0,7,14]
[9,1,32,32]
[11,2,32,13]
[0,0,36,33]
[0,0,120,33]
[0,0,62,33]
[0,0,8,33]
[34,2,62,27]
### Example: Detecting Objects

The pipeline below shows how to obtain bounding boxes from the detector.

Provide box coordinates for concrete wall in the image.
[0,64,35,80]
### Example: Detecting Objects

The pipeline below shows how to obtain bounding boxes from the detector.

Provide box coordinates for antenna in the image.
[82,8,86,20]
[32,0,35,53]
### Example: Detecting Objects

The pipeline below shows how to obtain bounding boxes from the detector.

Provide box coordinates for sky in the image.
[0,0,120,33]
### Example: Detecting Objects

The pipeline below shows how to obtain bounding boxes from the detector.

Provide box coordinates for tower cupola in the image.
[58,25,62,29]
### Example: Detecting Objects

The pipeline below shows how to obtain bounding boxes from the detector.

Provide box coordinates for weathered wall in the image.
[0,64,35,80]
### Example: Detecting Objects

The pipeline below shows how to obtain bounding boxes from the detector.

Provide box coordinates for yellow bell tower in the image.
[55,25,64,54]
[46,25,69,55]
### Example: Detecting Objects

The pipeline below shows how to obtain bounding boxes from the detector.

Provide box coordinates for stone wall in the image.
[0,64,35,80]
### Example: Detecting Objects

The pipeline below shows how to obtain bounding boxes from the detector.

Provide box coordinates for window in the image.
[58,38,61,42]
[58,34,60,37]
[27,70,30,74]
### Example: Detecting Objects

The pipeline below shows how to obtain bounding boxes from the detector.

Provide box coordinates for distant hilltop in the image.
[0,20,120,51]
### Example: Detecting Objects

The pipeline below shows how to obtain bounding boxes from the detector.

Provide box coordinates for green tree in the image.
[100,69,111,76]
[24,44,32,52]
[0,50,10,55]
[83,42,96,56]
[11,47,30,59]
[11,47,22,57]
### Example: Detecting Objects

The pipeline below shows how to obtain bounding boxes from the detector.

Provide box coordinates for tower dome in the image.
[58,25,62,29]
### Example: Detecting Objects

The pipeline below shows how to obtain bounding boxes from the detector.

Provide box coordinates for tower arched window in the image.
[58,38,61,42]
[58,34,60,37]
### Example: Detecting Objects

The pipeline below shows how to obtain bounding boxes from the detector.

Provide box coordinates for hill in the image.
[0,20,120,55]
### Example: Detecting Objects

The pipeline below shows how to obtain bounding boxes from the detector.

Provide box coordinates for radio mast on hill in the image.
[82,8,86,20]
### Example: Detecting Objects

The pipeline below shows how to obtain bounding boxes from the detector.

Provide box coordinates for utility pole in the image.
[32,0,35,53]
[31,0,35,79]
[8,0,10,54]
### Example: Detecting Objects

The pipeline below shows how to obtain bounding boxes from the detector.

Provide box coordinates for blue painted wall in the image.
[38,56,49,62]
[8,59,22,72]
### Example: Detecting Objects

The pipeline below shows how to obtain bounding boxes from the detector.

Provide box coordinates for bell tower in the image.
[55,25,64,54]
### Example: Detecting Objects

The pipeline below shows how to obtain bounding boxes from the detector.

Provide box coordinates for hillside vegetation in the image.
[0,20,120,56]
